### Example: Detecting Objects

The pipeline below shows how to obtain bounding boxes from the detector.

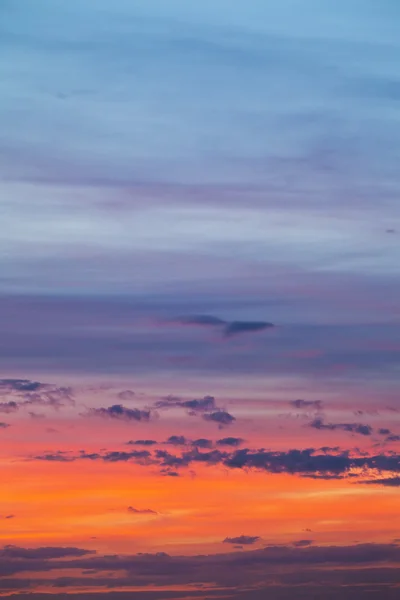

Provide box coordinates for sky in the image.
[1,0,400,598]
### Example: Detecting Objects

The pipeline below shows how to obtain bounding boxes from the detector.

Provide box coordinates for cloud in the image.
[223,321,275,337]
[154,395,216,413]
[84,404,151,422]
[0,545,95,560]
[359,477,400,487]
[170,316,275,338]
[127,439,157,446]
[0,422,10,428]
[309,418,373,436]
[117,390,136,401]
[290,399,323,410]
[0,401,19,414]
[292,539,313,547]
[203,410,236,428]
[165,435,187,446]
[173,315,226,327]
[217,437,244,447]
[30,445,400,484]
[192,438,213,448]
[223,536,260,545]
[0,379,44,393]
[1,542,400,596]
[0,379,74,410]
[127,507,158,515]
[1,515,15,520]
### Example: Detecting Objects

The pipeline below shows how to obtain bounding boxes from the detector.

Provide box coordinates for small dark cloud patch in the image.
[170,316,275,338]
[224,321,275,337]
[217,437,244,447]
[0,401,18,414]
[378,428,391,435]
[223,535,260,545]
[0,422,10,429]
[309,418,373,436]
[359,477,400,487]
[155,395,216,413]
[85,404,151,422]
[0,545,95,559]
[117,390,136,401]
[29,411,46,419]
[127,507,158,515]
[203,410,236,428]
[127,439,157,446]
[0,379,44,393]
[165,435,187,446]
[292,539,313,547]
[387,434,400,442]
[175,315,226,327]
[1,515,15,520]
[291,399,323,410]
[192,438,213,448]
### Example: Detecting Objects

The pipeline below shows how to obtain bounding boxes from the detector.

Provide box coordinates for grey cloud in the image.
[203,410,236,428]
[127,439,157,446]
[292,539,313,547]
[154,395,216,413]
[117,390,136,401]
[224,321,275,337]
[217,437,244,447]
[0,545,94,560]
[192,438,213,448]
[0,401,19,414]
[127,507,158,515]
[291,399,323,409]
[359,477,400,487]
[165,435,187,446]
[0,422,10,428]
[84,404,151,422]
[223,535,260,545]
[30,446,400,483]
[309,418,373,436]
[171,316,275,338]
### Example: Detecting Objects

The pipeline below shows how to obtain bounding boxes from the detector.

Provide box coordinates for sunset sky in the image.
[1,1,400,599]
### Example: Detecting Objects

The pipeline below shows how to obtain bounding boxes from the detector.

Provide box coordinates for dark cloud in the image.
[359,477,400,487]
[217,437,244,447]
[378,428,391,435]
[85,404,151,422]
[0,379,44,393]
[29,411,46,419]
[127,507,158,515]
[165,435,187,446]
[291,399,323,410]
[191,438,213,448]
[292,539,313,547]
[1,542,400,596]
[30,446,400,483]
[127,439,157,446]
[170,316,275,338]
[386,434,400,442]
[223,321,275,337]
[173,315,226,327]
[1,515,15,520]
[0,401,18,414]
[0,422,10,428]
[309,418,373,436]
[223,536,260,545]
[0,545,94,560]
[203,410,236,428]
[117,390,136,401]
[154,395,216,413]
